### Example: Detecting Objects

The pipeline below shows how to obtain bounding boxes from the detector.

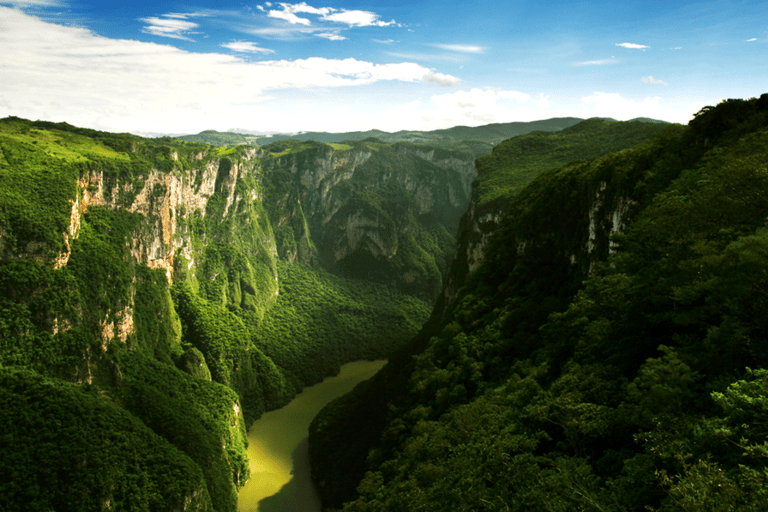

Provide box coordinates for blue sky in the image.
[1,0,766,135]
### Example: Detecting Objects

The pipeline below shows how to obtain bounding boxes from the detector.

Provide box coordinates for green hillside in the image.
[0,117,435,511]
[475,118,674,205]
[309,95,768,511]
[0,102,745,512]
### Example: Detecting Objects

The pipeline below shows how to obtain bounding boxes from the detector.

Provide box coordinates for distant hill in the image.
[176,118,592,155]
[175,129,261,147]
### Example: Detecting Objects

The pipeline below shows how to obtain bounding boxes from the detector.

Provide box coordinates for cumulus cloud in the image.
[221,41,275,53]
[641,76,667,85]
[497,90,530,102]
[315,32,346,41]
[263,3,395,28]
[431,44,484,53]
[268,8,312,25]
[0,8,457,133]
[573,57,618,66]
[141,15,199,40]
[616,42,650,49]
[423,71,461,87]
[323,9,395,27]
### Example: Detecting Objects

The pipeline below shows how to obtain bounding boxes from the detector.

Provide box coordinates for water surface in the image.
[238,360,386,512]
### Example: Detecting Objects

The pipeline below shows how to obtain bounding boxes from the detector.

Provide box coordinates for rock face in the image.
[0,118,477,512]
[260,141,477,301]
[308,118,683,509]
[306,95,768,512]
[436,119,673,316]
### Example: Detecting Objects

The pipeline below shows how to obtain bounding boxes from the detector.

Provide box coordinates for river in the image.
[237,360,387,512]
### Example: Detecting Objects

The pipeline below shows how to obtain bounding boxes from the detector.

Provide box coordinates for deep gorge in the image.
[3,95,768,511]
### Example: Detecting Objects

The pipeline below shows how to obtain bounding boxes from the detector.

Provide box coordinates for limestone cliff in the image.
[437,119,673,315]
[0,117,475,511]
[307,95,768,512]
[260,140,477,301]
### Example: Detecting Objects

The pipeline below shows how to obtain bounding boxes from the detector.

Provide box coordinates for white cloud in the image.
[268,8,312,26]
[373,39,395,45]
[287,2,332,15]
[263,3,395,28]
[616,42,650,49]
[573,57,618,66]
[497,90,530,102]
[745,38,758,42]
[322,9,395,27]
[423,71,461,87]
[315,32,346,41]
[385,51,464,63]
[0,8,457,133]
[431,44,484,53]
[141,15,199,41]
[264,2,334,25]
[221,41,275,53]
[641,76,667,86]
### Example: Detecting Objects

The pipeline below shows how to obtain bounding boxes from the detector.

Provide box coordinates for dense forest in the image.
[309,95,768,511]
[0,118,449,511]
[0,105,713,511]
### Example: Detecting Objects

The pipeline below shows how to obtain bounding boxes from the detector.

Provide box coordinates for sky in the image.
[1,0,766,135]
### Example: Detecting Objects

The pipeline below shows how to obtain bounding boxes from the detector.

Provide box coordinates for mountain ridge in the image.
[0,112,680,511]
[308,94,768,512]
[177,117,589,153]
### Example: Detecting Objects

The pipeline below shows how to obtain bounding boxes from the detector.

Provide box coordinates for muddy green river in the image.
[237,360,386,512]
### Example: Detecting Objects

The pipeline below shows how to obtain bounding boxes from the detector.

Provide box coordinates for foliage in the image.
[255,261,430,385]
[0,105,727,512]
[112,349,250,512]
[309,94,768,511]
[177,130,260,147]
[172,281,296,422]
[0,366,214,512]
[475,118,674,205]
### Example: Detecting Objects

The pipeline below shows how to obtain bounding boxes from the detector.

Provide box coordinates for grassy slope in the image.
[475,118,673,205]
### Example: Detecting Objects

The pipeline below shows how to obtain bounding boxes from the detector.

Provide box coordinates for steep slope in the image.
[0,117,455,511]
[260,139,476,301]
[308,95,768,511]
[443,118,671,319]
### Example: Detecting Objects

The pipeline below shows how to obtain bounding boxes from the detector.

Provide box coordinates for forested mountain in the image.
[0,112,676,511]
[309,95,768,511]
[0,121,454,510]
[177,117,587,156]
